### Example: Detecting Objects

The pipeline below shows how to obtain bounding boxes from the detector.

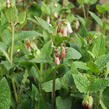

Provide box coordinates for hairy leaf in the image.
[0,78,11,109]
[66,48,82,60]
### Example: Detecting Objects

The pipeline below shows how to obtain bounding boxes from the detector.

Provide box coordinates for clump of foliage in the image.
[0,0,109,109]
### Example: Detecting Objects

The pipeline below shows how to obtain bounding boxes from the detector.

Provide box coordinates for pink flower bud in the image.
[76,21,80,30]
[67,22,73,33]
[54,12,58,18]
[62,27,67,37]
[88,106,92,109]
[82,95,93,109]
[62,47,65,58]
[85,103,88,107]
[55,57,60,65]
[47,16,50,24]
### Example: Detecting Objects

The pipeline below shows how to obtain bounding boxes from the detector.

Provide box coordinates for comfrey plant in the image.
[0,0,109,109]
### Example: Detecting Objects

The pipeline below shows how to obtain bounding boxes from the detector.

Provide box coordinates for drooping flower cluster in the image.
[25,39,31,51]
[55,47,66,65]
[82,95,93,109]
[57,22,73,37]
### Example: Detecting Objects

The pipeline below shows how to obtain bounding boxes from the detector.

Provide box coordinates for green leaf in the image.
[89,11,103,27]
[1,61,12,71]
[102,2,109,12]
[89,78,109,92]
[30,41,52,63]
[66,48,82,60]
[15,31,43,41]
[29,66,40,82]
[72,73,90,93]
[34,17,53,33]
[43,31,50,42]
[73,73,109,93]
[63,3,75,10]
[84,0,97,4]
[42,78,62,92]
[4,7,18,23]
[66,14,75,23]
[95,54,109,69]
[0,43,11,63]
[74,61,89,70]
[77,16,86,26]
[31,84,39,100]
[78,0,97,5]
[96,4,105,14]
[17,99,31,109]
[0,78,11,109]
[100,99,107,109]
[38,96,48,109]
[92,35,105,58]
[56,96,72,109]
[22,70,29,84]
[78,24,88,37]
[18,11,26,24]
[87,62,100,74]
[41,3,50,15]
[101,87,109,109]
[55,36,70,46]
[77,0,83,6]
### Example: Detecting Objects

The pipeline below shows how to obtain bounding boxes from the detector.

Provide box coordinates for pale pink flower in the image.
[47,16,50,24]
[54,12,58,18]
[67,22,73,33]
[55,57,60,65]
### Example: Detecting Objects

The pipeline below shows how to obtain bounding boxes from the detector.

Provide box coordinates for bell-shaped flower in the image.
[67,22,73,33]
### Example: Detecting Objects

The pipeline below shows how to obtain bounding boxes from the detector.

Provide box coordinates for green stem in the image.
[102,13,106,35]
[12,75,19,103]
[81,0,86,19]
[95,91,101,108]
[87,4,90,18]
[40,63,43,82]
[52,69,56,109]
[10,23,19,104]
[82,5,86,19]
[10,23,15,65]
[38,63,44,102]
